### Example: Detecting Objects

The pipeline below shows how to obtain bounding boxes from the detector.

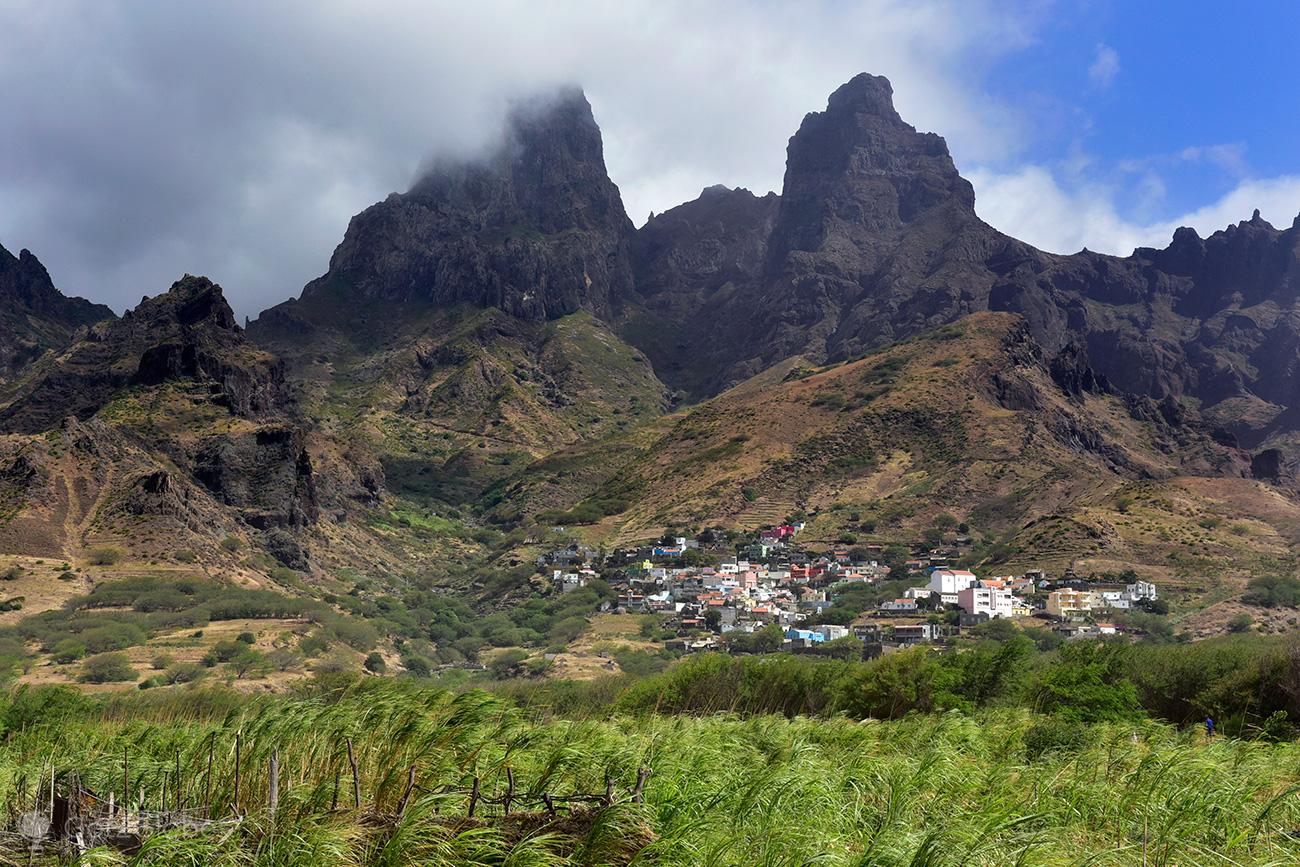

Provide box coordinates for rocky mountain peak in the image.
[256,85,635,331]
[825,72,902,120]
[0,243,112,323]
[125,274,239,332]
[770,73,976,261]
[0,242,115,381]
[407,86,626,238]
[0,274,283,434]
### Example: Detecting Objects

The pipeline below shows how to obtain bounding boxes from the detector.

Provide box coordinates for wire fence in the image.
[0,752,652,859]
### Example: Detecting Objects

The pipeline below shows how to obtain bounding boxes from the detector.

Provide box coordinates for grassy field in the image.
[3,681,1300,865]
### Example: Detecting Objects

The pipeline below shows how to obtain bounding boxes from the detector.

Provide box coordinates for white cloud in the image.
[969,165,1300,255]
[0,0,1039,318]
[1088,43,1120,89]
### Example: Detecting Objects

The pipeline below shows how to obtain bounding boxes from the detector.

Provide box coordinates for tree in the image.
[934,513,959,531]
[973,618,1019,642]
[753,623,786,653]
[78,652,137,683]
[881,545,910,578]
[1227,613,1254,633]
[822,636,865,660]
[1029,642,1141,723]
[490,649,529,679]
[267,649,303,672]
[228,647,265,679]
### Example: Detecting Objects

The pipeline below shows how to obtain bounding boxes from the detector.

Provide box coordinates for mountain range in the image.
[3,72,1300,629]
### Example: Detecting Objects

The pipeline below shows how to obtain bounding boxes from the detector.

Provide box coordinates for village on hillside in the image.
[544,522,1163,657]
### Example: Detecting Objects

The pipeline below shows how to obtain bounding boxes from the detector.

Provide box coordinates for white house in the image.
[1126,580,1158,601]
[923,569,978,605]
[957,585,1013,619]
[553,570,587,593]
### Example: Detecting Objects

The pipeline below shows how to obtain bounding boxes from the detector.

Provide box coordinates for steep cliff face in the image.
[623,74,1006,397]
[624,185,780,397]
[986,211,1300,447]
[0,243,113,383]
[253,88,636,338]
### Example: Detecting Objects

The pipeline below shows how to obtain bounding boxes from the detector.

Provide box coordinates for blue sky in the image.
[0,0,1296,316]
[990,2,1300,206]
[964,0,1300,251]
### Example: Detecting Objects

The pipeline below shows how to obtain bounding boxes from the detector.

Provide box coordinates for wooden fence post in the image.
[346,739,360,811]
[233,731,242,815]
[204,737,215,816]
[122,746,129,833]
[268,750,279,818]
[632,767,650,803]
[395,765,416,820]
[467,777,480,818]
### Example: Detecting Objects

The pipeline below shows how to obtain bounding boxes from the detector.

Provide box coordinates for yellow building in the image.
[1047,588,1095,619]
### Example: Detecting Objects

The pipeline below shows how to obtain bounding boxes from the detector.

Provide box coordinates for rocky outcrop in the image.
[0,275,283,434]
[0,243,113,381]
[192,425,318,530]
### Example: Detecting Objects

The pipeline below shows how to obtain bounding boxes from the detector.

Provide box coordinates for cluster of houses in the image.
[883,567,1158,624]
[544,524,1159,654]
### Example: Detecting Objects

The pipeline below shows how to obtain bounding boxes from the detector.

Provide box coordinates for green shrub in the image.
[78,652,137,683]
[173,550,198,563]
[1227,613,1254,633]
[489,649,529,679]
[363,652,387,674]
[162,663,206,685]
[80,622,148,654]
[328,620,379,652]
[400,655,432,677]
[87,548,123,566]
[51,639,87,665]
[202,640,245,666]
[613,648,667,677]
[299,632,331,657]
[236,631,256,644]
[220,536,243,553]
[1242,575,1300,608]
[0,565,23,581]
[1023,717,1088,761]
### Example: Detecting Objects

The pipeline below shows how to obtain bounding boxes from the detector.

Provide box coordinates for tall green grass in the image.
[1,680,1299,864]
